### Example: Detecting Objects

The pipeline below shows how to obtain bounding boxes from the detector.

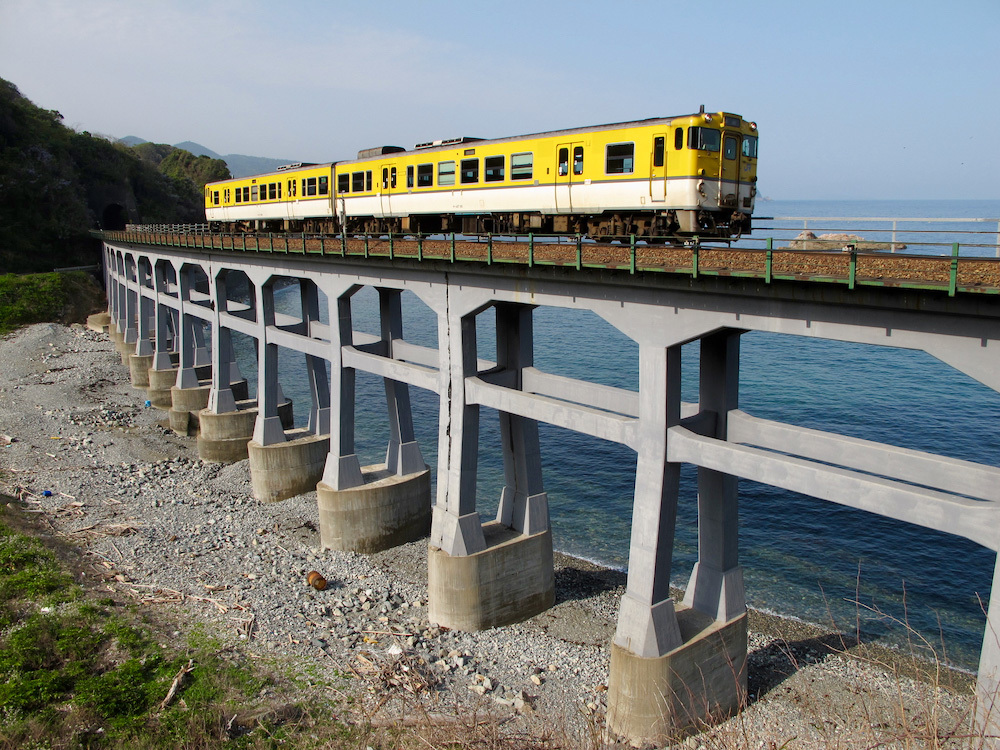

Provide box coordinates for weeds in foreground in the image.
[3,495,1000,749]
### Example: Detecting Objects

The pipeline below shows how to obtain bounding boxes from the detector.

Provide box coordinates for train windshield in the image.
[688,127,721,152]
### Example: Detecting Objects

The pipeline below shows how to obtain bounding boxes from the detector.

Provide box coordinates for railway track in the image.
[98,231,1000,296]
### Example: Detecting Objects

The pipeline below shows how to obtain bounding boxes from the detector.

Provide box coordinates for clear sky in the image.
[1,0,997,200]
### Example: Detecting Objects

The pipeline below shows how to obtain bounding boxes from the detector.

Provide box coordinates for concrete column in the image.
[114,253,127,336]
[107,267,124,346]
[494,303,549,536]
[207,271,238,415]
[977,552,1000,743]
[302,280,331,436]
[379,289,425,475]
[429,306,485,556]
[320,289,364,489]
[683,330,746,622]
[251,279,285,446]
[613,343,684,658]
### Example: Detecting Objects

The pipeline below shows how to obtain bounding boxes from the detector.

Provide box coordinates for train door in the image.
[555,141,584,212]
[649,133,667,202]
[719,132,742,208]
[378,164,398,217]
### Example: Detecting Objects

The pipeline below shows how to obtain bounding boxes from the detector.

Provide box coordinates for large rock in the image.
[785,231,905,251]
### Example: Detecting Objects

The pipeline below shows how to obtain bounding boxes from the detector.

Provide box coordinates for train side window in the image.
[484,155,504,182]
[390,167,397,188]
[653,137,665,167]
[288,180,296,197]
[407,166,415,188]
[605,143,634,174]
[365,171,372,191]
[251,186,259,201]
[417,163,433,187]
[270,183,278,200]
[438,160,456,186]
[224,189,230,203]
[318,176,328,195]
[511,152,533,180]
[382,168,389,190]
[674,128,684,150]
[352,171,364,192]
[235,188,242,203]
[688,127,721,152]
[277,183,282,199]
[742,135,758,159]
[558,148,569,176]
[338,174,350,193]
[723,136,739,160]
[213,191,220,205]
[573,146,584,175]
[310,178,319,196]
[461,158,479,184]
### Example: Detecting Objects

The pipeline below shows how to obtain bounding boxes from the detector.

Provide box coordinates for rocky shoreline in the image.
[0,322,979,747]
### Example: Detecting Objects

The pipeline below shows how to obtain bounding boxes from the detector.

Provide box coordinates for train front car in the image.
[673,110,758,238]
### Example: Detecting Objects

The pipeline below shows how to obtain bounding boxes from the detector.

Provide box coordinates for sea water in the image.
[236,199,1000,670]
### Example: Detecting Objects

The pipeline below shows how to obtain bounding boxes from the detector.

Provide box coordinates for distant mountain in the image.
[222,153,295,179]
[174,141,221,159]
[119,135,147,147]
[160,140,294,179]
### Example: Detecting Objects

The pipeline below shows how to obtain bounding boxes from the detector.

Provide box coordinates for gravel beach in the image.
[0,321,981,748]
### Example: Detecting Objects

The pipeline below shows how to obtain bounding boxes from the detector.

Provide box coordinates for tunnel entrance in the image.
[101,203,127,230]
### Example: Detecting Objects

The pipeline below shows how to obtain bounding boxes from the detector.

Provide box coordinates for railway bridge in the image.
[95,230,1000,745]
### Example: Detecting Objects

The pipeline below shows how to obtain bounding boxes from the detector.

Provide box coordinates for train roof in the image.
[207,110,750,186]
[336,111,746,164]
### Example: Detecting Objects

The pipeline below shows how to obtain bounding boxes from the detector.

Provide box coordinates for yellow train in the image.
[204,108,758,242]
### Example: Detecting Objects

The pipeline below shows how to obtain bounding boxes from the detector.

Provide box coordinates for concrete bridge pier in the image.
[127,291,156,389]
[429,299,555,631]
[199,270,288,461]
[108,255,129,354]
[607,330,747,746]
[169,311,213,436]
[248,277,326,502]
[146,266,180,409]
[317,287,431,553]
[117,257,140,365]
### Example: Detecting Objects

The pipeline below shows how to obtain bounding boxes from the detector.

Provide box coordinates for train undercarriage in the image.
[215,209,750,244]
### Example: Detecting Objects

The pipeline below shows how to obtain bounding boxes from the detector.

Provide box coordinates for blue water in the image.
[236,200,1000,670]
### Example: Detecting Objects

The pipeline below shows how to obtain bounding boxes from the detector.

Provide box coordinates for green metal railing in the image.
[93,228,1000,298]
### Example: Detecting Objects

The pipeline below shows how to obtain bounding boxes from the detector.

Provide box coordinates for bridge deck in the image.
[96,230,1000,297]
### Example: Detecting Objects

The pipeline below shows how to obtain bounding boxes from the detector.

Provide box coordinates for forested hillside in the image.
[0,78,229,273]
